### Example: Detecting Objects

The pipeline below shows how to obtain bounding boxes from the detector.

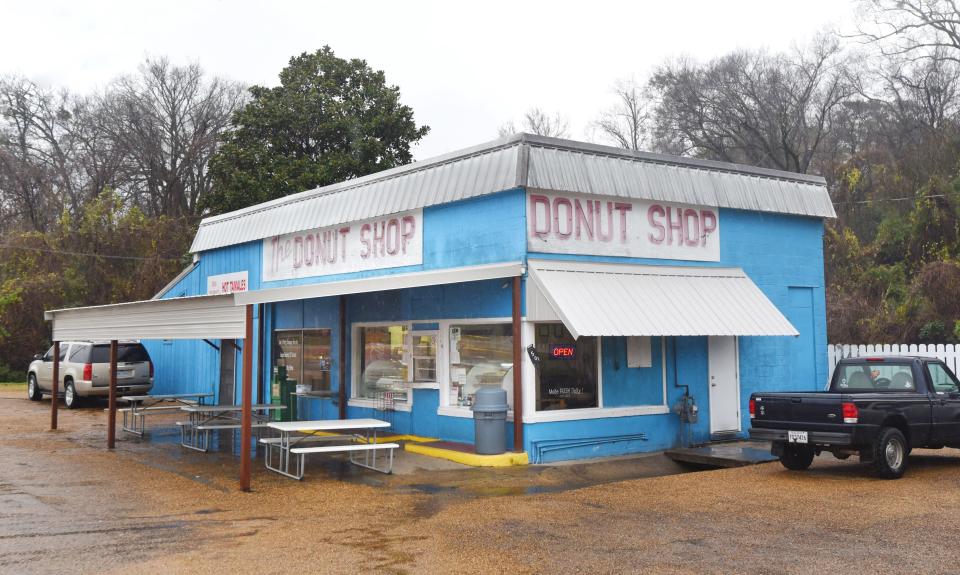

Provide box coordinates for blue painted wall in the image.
[147,189,828,461]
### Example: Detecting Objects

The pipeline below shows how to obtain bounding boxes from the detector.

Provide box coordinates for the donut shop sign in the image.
[527,191,720,261]
[263,209,423,282]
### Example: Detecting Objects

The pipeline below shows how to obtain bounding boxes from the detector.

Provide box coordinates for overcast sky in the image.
[1,0,856,160]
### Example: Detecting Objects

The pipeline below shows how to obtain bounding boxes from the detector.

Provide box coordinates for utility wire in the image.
[833,193,951,206]
[0,243,182,262]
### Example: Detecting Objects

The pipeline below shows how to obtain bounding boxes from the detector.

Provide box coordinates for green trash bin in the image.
[271,366,297,422]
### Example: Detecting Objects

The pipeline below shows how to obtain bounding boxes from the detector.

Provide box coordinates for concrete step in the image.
[664,440,777,468]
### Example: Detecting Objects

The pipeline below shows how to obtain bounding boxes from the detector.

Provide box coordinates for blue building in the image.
[144,134,835,463]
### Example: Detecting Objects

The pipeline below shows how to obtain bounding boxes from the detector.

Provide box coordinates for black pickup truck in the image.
[749,356,960,479]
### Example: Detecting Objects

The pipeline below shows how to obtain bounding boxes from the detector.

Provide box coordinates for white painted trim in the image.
[408,382,440,390]
[523,404,670,423]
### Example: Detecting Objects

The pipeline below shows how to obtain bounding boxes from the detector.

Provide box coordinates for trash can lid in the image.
[471,385,509,412]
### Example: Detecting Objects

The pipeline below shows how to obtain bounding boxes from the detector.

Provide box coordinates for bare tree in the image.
[498,107,569,138]
[99,58,245,218]
[647,36,854,174]
[855,1,960,63]
[591,79,650,151]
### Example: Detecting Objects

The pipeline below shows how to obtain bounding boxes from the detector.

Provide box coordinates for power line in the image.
[833,193,951,206]
[0,243,183,262]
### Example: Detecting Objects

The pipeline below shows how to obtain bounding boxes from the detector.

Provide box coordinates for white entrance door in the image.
[708,336,741,433]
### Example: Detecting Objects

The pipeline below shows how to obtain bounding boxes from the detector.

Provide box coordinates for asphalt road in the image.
[2,388,959,574]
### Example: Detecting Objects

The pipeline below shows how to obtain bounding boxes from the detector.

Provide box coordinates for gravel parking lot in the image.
[2,387,959,575]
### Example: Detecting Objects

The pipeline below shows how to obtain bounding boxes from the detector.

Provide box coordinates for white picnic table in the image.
[263,418,396,479]
[178,403,286,452]
[118,393,214,436]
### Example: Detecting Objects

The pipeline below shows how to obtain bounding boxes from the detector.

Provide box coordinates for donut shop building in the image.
[140,134,834,463]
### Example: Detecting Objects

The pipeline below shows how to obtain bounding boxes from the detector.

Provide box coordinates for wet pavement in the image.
[4,388,960,574]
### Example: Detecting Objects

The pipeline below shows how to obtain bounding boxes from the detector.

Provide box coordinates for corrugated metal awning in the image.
[45,294,246,341]
[234,261,525,306]
[527,259,798,338]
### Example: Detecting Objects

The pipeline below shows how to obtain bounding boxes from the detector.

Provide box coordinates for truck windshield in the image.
[835,363,915,391]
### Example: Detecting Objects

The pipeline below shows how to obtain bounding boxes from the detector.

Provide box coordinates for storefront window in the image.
[272,329,331,392]
[534,323,599,411]
[449,323,513,409]
[358,325,409,401]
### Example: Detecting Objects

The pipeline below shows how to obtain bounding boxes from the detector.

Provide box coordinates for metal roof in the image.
[527,259,798,338]
[190,134,835,253]
[45,294,247,341]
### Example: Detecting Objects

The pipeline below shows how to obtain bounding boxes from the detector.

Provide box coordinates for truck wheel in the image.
[872,427,907,479]
[64,380,80,409]
[779,445,814,470]
[28,375,43,401]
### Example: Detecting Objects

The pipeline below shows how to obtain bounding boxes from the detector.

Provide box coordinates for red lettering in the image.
[596,201,613,242]
[339,227,350,261]
[372,221,385,257]
[700,210,717,246]
[386,219,400,255]
[530,194,551,239]
[293,236,303,268]
[647,205,666,244]
[553,197,573,239]
[683,209,700,247]
[360,223,371,258]
[614,202,632,243]
[401,215,416,254]
[666,206,683,246]
[574,199,594,240]
[303,234,315,266]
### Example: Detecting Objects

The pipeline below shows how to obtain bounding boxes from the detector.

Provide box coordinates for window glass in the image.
[449,324,513,408]
[534,323,598,411]
[358,325,408,401]
[87,344,150,363]
[411,333,437,383]
[69,345,90,362]
[927,363,960,394]
[272,330,303,386]
[302,330,332,391]
[59,345,69,361]
[42,346,54,361]
[835,363,915,391]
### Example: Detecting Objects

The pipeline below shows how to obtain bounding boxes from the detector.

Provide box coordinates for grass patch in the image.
[0,382,26,391]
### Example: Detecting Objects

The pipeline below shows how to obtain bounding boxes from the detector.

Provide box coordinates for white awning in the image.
[527,259,798,338]
[45,294,246,341]
[233,261,526,306]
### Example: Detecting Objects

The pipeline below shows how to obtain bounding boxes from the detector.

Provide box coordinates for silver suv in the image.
[27,341,153,408]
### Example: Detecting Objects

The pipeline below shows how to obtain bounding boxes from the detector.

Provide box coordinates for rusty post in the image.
[512,276,523,453]
[108,340,117,449]
[338,295,347,420]
[50,341,59,430]
[240,304,253,492]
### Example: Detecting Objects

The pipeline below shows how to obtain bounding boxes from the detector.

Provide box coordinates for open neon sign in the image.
[549,344,576,360]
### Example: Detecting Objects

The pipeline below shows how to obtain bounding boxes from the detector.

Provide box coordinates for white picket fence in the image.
[828,343,960,381]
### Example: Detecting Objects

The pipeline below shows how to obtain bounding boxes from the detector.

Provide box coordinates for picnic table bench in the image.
[118,393,214,436]
[178,403,285,452]
[264,418,396,479]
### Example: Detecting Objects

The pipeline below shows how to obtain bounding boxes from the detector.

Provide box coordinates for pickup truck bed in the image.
[749,356,960,478]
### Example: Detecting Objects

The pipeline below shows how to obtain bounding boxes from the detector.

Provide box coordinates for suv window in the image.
[926,362,960,394]
[835,363,916,391]
[87,344,151,363]
[68,345,89,362]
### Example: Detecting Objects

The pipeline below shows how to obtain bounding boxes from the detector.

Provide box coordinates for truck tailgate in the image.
[753,393,843,432]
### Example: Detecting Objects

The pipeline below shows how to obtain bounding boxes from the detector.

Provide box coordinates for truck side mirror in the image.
[33,354,42,361]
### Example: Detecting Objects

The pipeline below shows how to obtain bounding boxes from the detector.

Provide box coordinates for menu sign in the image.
[527,191,720,262]
[263,209,423,282]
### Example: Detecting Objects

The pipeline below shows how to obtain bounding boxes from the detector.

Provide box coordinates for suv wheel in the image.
[27,375,42,401]
[779,444,815,471]
[872,427,907,479]
[64,380,80,409]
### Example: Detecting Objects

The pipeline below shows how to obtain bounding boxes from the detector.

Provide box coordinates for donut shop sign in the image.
[527,191,720,261]
[263,209,423,282]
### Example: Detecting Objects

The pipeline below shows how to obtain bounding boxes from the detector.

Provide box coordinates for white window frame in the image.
[523,323,670,424]
[437,317,515,421]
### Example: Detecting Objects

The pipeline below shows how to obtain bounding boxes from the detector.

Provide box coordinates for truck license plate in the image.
[788,431,808,444]
[117,370,133,379]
